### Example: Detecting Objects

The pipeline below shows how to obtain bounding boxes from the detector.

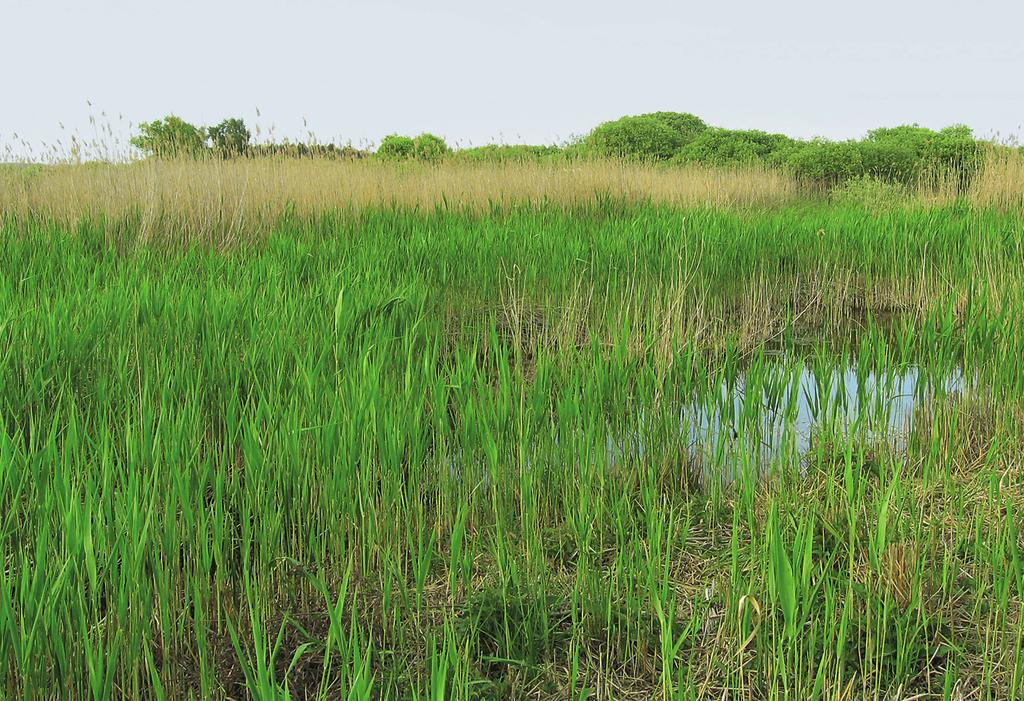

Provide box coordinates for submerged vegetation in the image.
[1,114,1024,699]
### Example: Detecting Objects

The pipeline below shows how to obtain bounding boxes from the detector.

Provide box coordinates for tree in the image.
[208,118,251,158]
[377,134,416,159]
[130,116,207,158]
[412,133,449,161]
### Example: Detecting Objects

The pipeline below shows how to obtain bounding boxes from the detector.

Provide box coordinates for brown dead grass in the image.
[966,147,1024,211]
[3,148,1020,247]
[0,157,801,246]
[912,146,1024,210]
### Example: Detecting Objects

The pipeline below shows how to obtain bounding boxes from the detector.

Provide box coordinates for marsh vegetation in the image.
[1,114,1024,699]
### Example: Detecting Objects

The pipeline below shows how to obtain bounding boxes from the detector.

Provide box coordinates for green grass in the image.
[1,203,1023,699]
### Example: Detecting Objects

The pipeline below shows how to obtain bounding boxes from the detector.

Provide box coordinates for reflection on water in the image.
[446,362,971,491]
[607,363,969,482]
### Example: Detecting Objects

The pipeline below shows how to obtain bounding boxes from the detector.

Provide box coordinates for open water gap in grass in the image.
[445,361,972,492]
[604,362,971,485]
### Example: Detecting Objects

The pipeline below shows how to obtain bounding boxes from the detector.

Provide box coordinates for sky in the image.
[2,0,1023,157]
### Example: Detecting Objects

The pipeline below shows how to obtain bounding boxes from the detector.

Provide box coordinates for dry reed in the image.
[967,146,1024,210]
[3,149,1021,246]
[0,158,799,245]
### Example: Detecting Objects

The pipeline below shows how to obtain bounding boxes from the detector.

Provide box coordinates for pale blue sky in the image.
[3,0,1022,156]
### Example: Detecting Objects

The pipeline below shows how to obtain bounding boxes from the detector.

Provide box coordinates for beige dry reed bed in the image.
[0,159,800,244]
[2,151,1022,245]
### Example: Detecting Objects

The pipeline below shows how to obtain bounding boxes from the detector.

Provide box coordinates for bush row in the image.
[130,117,370,160]
[131,116,451,162]
[584,114,983,188]
[130,113,987,188]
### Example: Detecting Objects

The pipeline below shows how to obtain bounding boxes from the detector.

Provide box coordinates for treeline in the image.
[130,112,1005,189]
[129,116,369,160]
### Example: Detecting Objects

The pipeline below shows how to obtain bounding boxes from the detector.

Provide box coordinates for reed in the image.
[967,146,1024,211]
[1,181,1023,699]
[0,158,801,246]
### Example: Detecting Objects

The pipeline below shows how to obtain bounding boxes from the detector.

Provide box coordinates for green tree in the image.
[208,118,251,158]
[377,133,450,161]
[130,116,207,158]
[412,133,449,161]
[377,134,416,159]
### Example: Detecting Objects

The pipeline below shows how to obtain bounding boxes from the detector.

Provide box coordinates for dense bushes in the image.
[876,123,978,187]
[665,121,982,190]
[131,115,366,160]
[779,126,982,190]
[864,125,980,189]
[129,111,986,189]
[376,133,450,161]
[207,118,251,158]
[830,175,909,210]
[454,144,564,163]
[673,129,797,167]
[585,115,684,160]
[412,133,450,161]
[639,112,707,145]
[786,140,865,187]
[581,112,707,160]
[130,116,208,158]
[376,134,416,160]
[857,139,918,183]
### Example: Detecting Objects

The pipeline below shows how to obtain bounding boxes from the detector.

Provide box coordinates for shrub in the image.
[455,144,563,163]
[412,133,449,161]
[857,140,919,183]
[831,175,909,210]
[638,112,707,146]
[931,125,982,191]
[559,140,595,161]
[862,125,939,185]
[673,129,797,166]
[785,140,865,187]
[377,134,416,159]
[862,124,981,189]
[377,133,449,161]
[130,116,207,158]
[207,118,251,158]
[585,115,684,161]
